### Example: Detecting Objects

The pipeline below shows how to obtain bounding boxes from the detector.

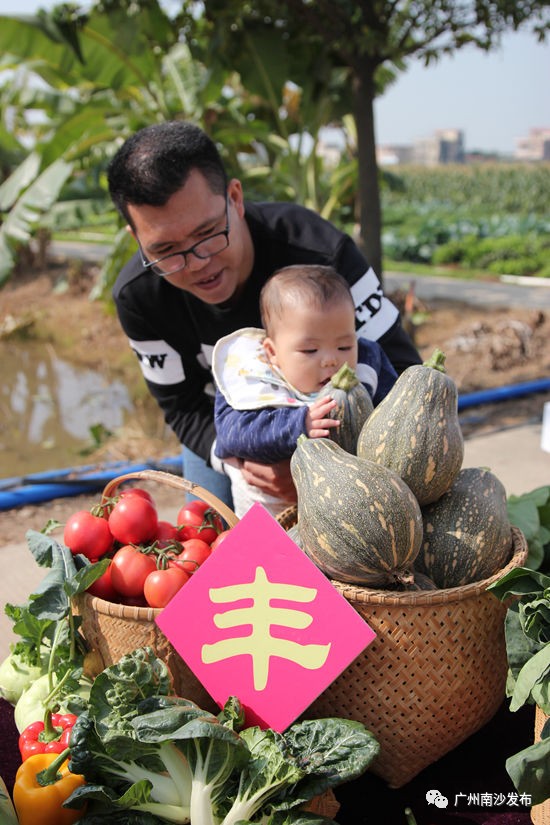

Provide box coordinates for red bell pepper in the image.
[18,713,78,761]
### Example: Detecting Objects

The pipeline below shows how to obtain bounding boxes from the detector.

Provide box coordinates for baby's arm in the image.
[305,396,340,439]
[215,392,311,462]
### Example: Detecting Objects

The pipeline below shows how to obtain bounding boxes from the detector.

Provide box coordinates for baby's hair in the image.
[260,264,354,336]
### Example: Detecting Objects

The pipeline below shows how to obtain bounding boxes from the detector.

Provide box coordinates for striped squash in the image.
[316,362,373,454]
[356,348,464,506]
[416,467,513,588]
[290,436,423,587]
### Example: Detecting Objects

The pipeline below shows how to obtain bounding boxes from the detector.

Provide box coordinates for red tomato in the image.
[87,560,118,602]
[173,538,212,574]
[110,545,157,597]
[177,504,223,545]
[210,530,231,551]
[180,500,212,516]
[143,567,189,608]
[120,487,155,505]
[109,496,158,545]
[63,510,113,560]
[156,521,179,542]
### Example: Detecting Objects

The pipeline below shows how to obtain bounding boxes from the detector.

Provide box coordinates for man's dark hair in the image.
[107,121,227,226]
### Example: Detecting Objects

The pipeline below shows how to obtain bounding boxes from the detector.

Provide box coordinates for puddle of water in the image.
[0,339,141,479]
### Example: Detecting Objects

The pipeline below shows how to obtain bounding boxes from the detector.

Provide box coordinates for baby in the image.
[212,264,397,517]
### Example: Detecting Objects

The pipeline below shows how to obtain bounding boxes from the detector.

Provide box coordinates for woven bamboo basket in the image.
[531,707,550,825]
[74,470,240,711]
[75,475,526,791]
[278,507,528,788]
[307,532,527,788]
[74,471,340,819]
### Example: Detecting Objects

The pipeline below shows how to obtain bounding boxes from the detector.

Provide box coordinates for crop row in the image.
[381,164,550,277]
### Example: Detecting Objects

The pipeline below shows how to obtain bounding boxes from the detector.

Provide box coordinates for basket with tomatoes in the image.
[70,470,239,705]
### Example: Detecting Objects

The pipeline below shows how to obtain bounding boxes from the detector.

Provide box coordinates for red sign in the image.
[156,503,375,731]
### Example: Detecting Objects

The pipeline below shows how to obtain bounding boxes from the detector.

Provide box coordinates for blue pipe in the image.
[0,455,182,511]
[0,459,152,492]
[1,378,549,511]
[458,377,550,411]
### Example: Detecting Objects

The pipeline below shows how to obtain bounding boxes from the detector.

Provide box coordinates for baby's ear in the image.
[262,337,277,361]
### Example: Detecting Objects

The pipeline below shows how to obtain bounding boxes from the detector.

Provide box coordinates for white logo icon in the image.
[426,789,449,808]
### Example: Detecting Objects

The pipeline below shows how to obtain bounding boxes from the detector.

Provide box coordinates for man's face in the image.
[128,170,254,304]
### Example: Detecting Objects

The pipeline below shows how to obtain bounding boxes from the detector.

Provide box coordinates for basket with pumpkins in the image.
[283,349,527,788]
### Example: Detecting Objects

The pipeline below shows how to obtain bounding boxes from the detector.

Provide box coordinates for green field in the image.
[381,164,550,278]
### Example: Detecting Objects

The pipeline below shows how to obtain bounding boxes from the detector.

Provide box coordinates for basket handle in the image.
[100,470,239,528]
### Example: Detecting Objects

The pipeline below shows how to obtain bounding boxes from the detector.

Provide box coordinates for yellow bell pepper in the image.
[12,748,86,825]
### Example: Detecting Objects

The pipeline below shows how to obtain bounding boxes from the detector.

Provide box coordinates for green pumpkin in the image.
[286,522,302,548]
[356,348,464,506]
[416,467,513,589]
[290,435,423,587]
[317,362,373,454]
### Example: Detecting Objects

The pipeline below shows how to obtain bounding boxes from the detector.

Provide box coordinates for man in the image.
[108,120,421,507]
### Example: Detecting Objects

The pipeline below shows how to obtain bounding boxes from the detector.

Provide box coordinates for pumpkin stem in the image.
[329,362,359,390]
[393,568,416,587]
[423,347,446,373]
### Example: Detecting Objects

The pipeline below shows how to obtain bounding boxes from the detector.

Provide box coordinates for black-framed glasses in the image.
[139,195,230,277]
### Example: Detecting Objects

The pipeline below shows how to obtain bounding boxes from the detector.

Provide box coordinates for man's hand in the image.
[305,396,340,438]
[241,458,297,501]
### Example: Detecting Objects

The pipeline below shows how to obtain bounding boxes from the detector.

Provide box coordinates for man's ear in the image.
[126,224,135,236]
[227,178,245,218]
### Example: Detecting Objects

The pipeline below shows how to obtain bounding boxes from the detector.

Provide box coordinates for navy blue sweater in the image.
[214,338,397,463]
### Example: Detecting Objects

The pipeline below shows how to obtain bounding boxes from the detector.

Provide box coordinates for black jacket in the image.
[113,200,421,462]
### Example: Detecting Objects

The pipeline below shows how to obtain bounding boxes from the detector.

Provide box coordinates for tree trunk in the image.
[352,59,383,285]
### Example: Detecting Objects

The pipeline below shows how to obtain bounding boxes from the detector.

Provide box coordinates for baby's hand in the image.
[305,396,340,439]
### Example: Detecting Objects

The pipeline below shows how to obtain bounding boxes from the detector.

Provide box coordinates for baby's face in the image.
[263,299,358,394]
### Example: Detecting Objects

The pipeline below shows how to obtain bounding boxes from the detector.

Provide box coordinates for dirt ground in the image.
[1,262,549,544]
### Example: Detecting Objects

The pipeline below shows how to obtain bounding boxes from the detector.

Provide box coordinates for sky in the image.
[1,0,549,155]
[374,28,549,155]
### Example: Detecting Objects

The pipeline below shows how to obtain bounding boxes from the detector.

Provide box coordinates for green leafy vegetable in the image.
[4,529,107,728]
[89,647,173,742]
[507,485,550,570]
[68,651,198,823]
[218,726,304,825]
[489,528,550,806]
[135,703,250,825]
[489,567,550,709]
[506,732,550,806]
[66,647,379,824]
[281,716,379,803]
[0,774,18,825]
